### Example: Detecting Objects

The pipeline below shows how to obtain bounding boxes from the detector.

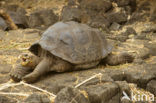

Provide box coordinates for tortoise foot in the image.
[23,73,39,83]
[10,65,32,82]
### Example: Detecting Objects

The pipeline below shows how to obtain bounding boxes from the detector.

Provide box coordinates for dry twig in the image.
[0,92,29,97]
[0,9,18,30]
[75,73,102,88]
[21,81,56,97]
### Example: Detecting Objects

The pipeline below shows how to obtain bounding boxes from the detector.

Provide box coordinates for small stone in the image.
[61,6,82,22]
[0,95,16,103]
[109,22,121,31]
[84,82,119,103]
[115,0,130,7]
[146,80,156,95]
[55,87,90,103]
[80,0,112,12]
[24,93,51,103]
[106,11,128,24]
[27,9,58,28]
[125,27,137,35]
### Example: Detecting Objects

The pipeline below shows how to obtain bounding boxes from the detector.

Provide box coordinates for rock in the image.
[129,0,136,12]
[124,64,156,88]
[109,22,121,31]
[5,4,27,14]
[115,81,131,96]
[80,0,112,12]
[124,27,137,35]
[103,62,156,89]
[134,33,150,40]
[61,6,83,22]
[87,14,111,29]
[0,4,28,30]
[106,33,129,42]
[27,9,58,29]
[54,87,90,103]
[141,23,156,33]
[7,11,28,29]
[145,42,156,56]
[146,56,156,65]
[150,12,156,22]
[66,0,78,6]
[61,0,112,29]
[106,92,121,103]
[106,11,128,24]
[0,17,7,30]
[110,27,136,42]
[7,4,28,29]
[124,6,133,14]
[127,12,146,24]
[83,82,119,103]
[0,64,11,74]
[115,0,130,7]
[24,93,51,103]
[0,30,5,41]
[118,39,150,59]
[108,69,126,81]
[78,73,114,89]
[146,80,156,95]
[0,95,16,103]
[121,99,131,103]
[137,0,150,12]
[133,58,144,64]
[116,34,129,42]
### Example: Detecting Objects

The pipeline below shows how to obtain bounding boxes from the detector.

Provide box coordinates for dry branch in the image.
[75,73,102,88]
[0,92,29,97]
[0,9,18,30]
[21,81,56,97]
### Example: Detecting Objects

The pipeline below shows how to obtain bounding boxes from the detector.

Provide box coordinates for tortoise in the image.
[10,21,133,83]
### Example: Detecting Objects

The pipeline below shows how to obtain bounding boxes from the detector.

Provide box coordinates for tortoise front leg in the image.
[23,58,52,83]
[10,64,32,82]
[10,53,39,82]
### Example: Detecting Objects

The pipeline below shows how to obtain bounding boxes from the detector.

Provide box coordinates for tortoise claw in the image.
[10,64,32,82]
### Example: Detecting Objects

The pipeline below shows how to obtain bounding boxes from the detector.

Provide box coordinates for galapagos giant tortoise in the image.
[10,21,133,83]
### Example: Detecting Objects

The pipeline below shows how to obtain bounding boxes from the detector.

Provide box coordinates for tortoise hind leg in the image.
[10,64,32,82]
[52,57,73,72]
[103,52,134,66]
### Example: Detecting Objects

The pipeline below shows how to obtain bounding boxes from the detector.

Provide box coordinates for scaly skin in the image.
[102,52,134,66]
[10,64,32,82]
[23,55,73,83]
[10,53,40,82]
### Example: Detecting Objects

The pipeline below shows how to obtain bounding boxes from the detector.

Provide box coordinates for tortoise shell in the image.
[29,21,112,64]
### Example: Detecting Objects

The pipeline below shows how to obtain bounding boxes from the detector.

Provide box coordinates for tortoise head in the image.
[20,53,37,68]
